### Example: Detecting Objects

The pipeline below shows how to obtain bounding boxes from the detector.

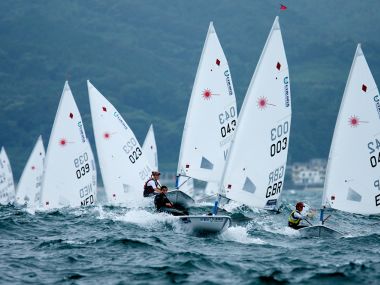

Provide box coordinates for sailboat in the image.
[40,82,97,209]
[142,124,158,171]
[88,81,152,205]
[0,147,15,205]
[300,44,380,238]
[220,16,291,211]
[15,136,45,207]
[175,21,237,208]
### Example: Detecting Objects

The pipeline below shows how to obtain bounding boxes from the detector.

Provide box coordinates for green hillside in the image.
[1,0,380,179]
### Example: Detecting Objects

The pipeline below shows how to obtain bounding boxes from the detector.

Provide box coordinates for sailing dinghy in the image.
[15,136,45,207]
[175,22,237,207]
[142,124,158,171]
[0,147,16,205]
[220,17,291,211]
[88,81,152,205]
[178,215,231,235]
[300,44,380,238]
[40,82,97,209]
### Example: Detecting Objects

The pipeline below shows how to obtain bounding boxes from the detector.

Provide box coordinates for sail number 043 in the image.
[74,152,90,179]
[270,122,289,157]
[219,106,236,138]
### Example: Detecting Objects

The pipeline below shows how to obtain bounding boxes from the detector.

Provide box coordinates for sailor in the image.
[154,186,187,216]
[288,202,308,229]
[143,171,161,197]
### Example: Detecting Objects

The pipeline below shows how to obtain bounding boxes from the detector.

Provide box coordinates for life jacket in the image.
[143,178,159,197]
[288,210,301,226]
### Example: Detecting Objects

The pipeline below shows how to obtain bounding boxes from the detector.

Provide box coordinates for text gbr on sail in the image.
[266,165,284,198]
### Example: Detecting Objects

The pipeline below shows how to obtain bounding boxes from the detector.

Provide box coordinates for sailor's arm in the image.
[293,211,304,220]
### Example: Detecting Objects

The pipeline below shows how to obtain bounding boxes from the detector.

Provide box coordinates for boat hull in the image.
[166,190,194,209]
[178,215,231,235]
[299,225,343,238]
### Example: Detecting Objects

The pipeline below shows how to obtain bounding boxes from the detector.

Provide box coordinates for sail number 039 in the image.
[123,138,142,164]
[270,122,289,157]
[74,152,90,179]
[219,106,236,138]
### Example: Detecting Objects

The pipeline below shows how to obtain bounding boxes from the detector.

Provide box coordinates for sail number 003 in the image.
[74,152,90,179]
[270,122,289,157]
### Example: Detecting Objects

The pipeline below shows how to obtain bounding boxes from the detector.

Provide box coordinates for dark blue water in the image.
[1,188,380,284]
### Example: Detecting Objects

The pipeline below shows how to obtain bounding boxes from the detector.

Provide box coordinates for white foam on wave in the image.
[252,218,300,237]
[219,225,266,244]
[96,206,176,230]
[264,225,301,237]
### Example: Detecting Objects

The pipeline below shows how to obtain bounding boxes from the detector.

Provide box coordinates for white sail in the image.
[176,175,194,197]
[0,147,15,204]
[142,124,158,171]
[221,17,291,210]
[88,81,152,204]
[41,82,97,209]
[177,22,237,195]
[15,136,45,207]
[322,44,380,215]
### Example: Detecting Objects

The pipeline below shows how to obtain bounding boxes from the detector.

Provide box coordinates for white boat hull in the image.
[299,225,343,238]
[166,190,194,209]
[178,215,231,234]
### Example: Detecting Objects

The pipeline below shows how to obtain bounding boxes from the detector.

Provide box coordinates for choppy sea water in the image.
[1,188,380,285]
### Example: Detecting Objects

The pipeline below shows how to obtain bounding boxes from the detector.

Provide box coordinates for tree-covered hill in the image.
[1,0,380,179]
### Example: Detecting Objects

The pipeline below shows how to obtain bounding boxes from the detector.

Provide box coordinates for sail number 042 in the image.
[74,152,90,179]
[270,122,289,157]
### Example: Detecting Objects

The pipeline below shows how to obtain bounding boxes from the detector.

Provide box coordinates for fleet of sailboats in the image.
[1,17,378,236]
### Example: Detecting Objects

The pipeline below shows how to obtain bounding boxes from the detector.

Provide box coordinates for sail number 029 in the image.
[74,152,90,179]
[270,122,289,157]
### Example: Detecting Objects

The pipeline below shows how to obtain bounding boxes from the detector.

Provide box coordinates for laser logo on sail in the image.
[373,95,380,120]
[78,121,86,143]
[114,112,129,130]
[224,70,233,96]
[284,77,290,107]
